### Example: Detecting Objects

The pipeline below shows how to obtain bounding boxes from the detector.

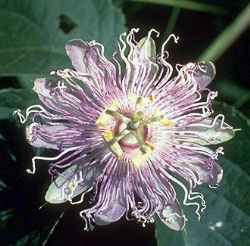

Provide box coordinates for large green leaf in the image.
[155,103,250,246]
[0,0,126,120]
[215,80,250,108]
[0,88,35,119]
[0,88,34,107]
[0,0,125,76]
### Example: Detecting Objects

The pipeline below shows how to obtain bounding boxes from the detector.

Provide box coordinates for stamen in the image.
[96,94,176,168]
[105,109,130,123]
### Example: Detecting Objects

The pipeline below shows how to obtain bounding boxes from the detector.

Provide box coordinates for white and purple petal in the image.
[157,200,186,231]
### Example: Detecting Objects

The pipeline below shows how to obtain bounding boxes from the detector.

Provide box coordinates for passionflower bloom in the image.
[16,28,236,231]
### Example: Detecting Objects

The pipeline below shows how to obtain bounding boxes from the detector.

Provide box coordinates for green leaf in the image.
[0,209,14,230]
[0,106,17,120]
[130,0,226,15]
[215,80,250,104]
[0,88,33,108]
[0,88,35,119]
[0,209,15,239]
[11,231,42,246]
[155,103,250,246]
[18,74,38,90]
[0,179,7,191]
[0,0,125,76]
[214,102,250,175]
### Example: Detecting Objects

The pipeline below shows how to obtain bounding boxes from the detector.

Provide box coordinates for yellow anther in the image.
[103,130,114,142]
[149,95,156,102]
[145,141,155,150]
[148,115,163,123]
[160,118,175,128]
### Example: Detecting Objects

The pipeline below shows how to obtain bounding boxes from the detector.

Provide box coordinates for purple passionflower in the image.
[16,29,236,231]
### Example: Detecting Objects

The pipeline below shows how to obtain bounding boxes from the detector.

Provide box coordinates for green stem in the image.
[161,7,180,45]
[200,3,250,62]
[130,0,226,15]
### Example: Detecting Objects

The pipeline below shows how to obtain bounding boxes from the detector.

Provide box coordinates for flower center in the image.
[96,95,174,167]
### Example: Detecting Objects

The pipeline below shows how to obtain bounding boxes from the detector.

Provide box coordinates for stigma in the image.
[96,95,174,168]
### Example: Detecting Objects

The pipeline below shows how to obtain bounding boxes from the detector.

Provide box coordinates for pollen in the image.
[160,118,175,128]
[149,95,156,102]
[103,130,114,142]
